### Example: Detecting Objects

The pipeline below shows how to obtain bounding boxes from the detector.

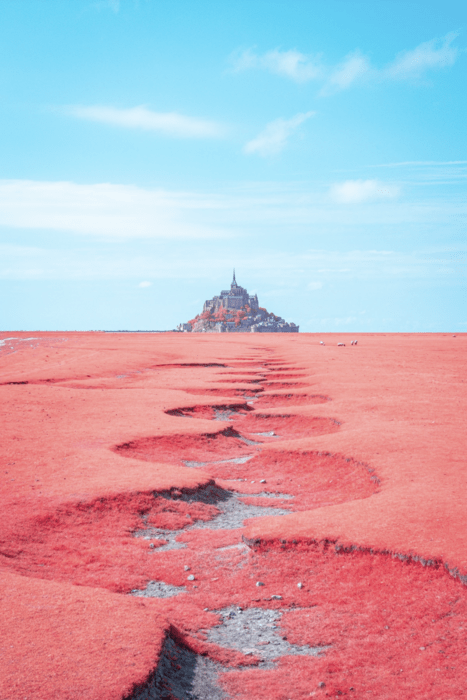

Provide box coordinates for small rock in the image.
[297,582,303,589]
[256,581,265,587]
[419,646,425,650]
[260,479,266,483]
[384,625,389,629]
[187,574,195,581]
[149,543,155,548]
[204,608,209,611]
[251,480,255,483]
[184,565,191,571]
[271,595,282,600]
[318,682,326,688]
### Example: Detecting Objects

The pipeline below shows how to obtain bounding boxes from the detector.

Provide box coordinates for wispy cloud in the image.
[244,112,315,156]
[230,32,461,94]
[329,179,401,204]
[384,31,459,80]
[230,47,323,83]
[0,178,464,243]
[0,180,227,239]
[62,105,225,138]
[321,51,372,95]
[138,281,152,288]
[307,281,323,290]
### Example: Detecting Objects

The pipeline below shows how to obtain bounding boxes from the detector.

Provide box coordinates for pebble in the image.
[256,581,265,587]
[419,646,425,650]
[149,543,155,549]
[187,574,195,581]
[204,608,209,611]
[251,480,255,483]
[260,479,266,483]
[271,595,282,600]
[184,565,191,571]
[297,582,303,589]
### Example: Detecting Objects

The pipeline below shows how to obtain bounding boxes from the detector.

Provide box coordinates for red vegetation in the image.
[0,492,219,593]
[254,393,330,408]
[114,427,253,464]
[1,331,466,699]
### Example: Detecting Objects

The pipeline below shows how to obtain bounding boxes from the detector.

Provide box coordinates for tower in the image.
[231,269,237,288]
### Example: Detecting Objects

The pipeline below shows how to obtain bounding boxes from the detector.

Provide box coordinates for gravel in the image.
[206,606,326,667]
[125,607,328,699]
[131,580,187,598]
[134,483,294,550]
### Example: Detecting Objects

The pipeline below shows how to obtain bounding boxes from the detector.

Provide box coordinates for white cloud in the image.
[307,281,323,290]
[138,281,152,288]
[1,177,464,246]
[384,31,460,80]
[329,180,401,204]
[0,180,226,238]
[230,32,460,93]
[244,111,315,157]
[63,105,225,139]
[322,51,371,94]
[231,48,323,83]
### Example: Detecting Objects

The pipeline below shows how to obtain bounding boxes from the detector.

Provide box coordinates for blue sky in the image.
[0,0,466,331]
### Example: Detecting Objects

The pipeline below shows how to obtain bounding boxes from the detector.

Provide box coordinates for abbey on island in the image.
[177,271,299,333]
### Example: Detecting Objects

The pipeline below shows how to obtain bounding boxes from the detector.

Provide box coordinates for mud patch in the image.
[125,634,226,700]
[183,388,264,399]
[165,404,252,421]
[126,607,326,700]
[207,606,326,666]
[135,483,293,539]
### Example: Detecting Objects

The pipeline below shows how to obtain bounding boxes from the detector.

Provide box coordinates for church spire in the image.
[232,268,237,287]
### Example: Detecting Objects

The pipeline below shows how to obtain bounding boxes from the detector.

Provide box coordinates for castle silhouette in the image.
[177,271,299,333]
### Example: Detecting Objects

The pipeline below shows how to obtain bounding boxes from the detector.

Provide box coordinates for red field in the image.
[0,332,466,699]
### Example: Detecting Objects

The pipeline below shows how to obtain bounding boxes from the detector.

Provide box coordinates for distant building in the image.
[177,271,299,333]
[202,270,259,313]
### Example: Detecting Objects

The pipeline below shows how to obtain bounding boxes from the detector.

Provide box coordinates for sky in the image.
[0,0,466,332]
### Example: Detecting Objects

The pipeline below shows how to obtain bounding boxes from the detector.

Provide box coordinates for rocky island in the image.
[177,271,299,333]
